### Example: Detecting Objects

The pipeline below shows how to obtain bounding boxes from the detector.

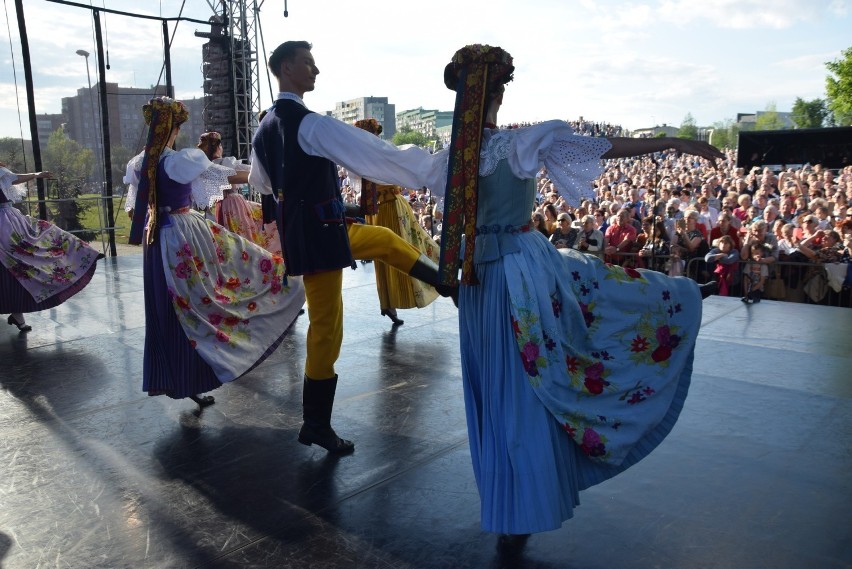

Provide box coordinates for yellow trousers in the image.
[303,224,422,379]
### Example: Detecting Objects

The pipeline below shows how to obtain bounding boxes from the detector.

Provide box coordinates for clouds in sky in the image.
[0,0,849,139]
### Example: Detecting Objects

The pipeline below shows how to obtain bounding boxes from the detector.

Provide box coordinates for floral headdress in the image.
[354,118,383,136]
[129,97,189,245]
[439,44,514,286]
[353,118,384,215]
[197,131,222,160]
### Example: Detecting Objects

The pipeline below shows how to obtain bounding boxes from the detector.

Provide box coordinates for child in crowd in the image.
[742,242,769,303]
[705,235,740,296]
[668,218,687,276]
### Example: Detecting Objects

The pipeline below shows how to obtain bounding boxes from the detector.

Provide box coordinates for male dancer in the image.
[250,41,453,455]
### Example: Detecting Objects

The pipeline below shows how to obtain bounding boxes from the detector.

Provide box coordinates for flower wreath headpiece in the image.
[439,44,514,286]
[353,118,385,215]
[354,118,383,136]
[129,97,189,245]
[197,131,222,160]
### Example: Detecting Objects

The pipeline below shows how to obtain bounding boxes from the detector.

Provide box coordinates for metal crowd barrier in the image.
[685,257,851,308]
[601,252,851,308]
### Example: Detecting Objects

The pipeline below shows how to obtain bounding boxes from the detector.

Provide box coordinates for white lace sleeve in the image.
[163,148,232,209]
[507,120,611,207]
[0,167,28,202]
[0,167,28,201]
[123,152,144,212]
[1,167,18,194]
[192,163,235,209]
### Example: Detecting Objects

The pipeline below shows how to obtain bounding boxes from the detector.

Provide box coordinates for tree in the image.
[0,137,34,173]
[677,113,698,140]
[754,102,785,130]
[42,129,94,237]
[825,46,852,126]
[110,144,136,193]
[710,119,739,149]
[791,97,829,128]
[392,126,430,147]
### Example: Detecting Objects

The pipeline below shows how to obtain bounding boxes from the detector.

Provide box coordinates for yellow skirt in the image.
[372,187,439,310]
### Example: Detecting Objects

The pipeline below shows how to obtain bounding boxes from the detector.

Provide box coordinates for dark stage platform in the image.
[1,255,850,568]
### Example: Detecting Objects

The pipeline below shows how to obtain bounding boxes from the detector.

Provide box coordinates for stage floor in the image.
[1,255,850,569]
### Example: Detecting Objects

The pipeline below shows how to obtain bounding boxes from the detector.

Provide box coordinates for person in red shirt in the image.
[710,211,741,251]
[604,208,638,265]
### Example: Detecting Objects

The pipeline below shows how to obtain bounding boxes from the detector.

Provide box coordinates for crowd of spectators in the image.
[336,117,852,305]
[530,140,851,304]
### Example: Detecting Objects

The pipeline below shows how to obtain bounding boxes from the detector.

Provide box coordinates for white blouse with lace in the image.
[478,121,611,207]
[123,148,236,211]
[0,167,28,203]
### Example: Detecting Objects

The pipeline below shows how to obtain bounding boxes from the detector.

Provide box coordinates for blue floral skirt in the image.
[459,231,698,534]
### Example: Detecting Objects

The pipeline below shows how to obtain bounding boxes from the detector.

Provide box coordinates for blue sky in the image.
[1,0,849,141]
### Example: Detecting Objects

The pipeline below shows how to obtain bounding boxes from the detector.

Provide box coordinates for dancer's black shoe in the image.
[496,533,530,556]
[298,424,355,454]
[7,315,32,332]
[190,394,215,408]
[380,308,404,326]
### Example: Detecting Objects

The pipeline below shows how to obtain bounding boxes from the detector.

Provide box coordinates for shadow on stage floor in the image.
[1,255,849,568]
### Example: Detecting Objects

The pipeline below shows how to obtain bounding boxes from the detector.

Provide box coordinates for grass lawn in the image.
[62,193,132,242]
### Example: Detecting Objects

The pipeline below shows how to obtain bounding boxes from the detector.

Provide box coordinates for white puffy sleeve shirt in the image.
[248,95,448,197]
[248,96,610,209]
[122,151,145,212]
[0,167,28,202]
[487,120,611,207]
[161,148,235,210]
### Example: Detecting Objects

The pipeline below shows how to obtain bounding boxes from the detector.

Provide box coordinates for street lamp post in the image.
[76,49,105,232]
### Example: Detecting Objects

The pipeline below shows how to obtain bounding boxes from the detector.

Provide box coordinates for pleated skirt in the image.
[459,232,695,534]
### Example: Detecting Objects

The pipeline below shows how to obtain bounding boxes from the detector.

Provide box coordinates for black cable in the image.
[43,0,209,24]
[101,0,110,69]
[3,0,30,171]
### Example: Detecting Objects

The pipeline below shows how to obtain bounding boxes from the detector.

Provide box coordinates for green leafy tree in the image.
[392,126,430,147]
[42,129,94,236]
[825,47,852,126]
[755,102,785,130]
[677,113,698,139]
[0,137,34,173]
[790,98,829,128]
[110,144,136,192]
[710,119,738,149]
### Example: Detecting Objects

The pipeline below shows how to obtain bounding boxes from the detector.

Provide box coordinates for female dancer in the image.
[129,97,304,408]
[196,132,283,256]
[437,45,722,552]
[353,118,439,325]
[1,164,101,332]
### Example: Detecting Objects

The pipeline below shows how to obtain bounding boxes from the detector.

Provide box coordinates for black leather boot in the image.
[408,254,459,306]
[698,281,718,300]
[298,375,355,454]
